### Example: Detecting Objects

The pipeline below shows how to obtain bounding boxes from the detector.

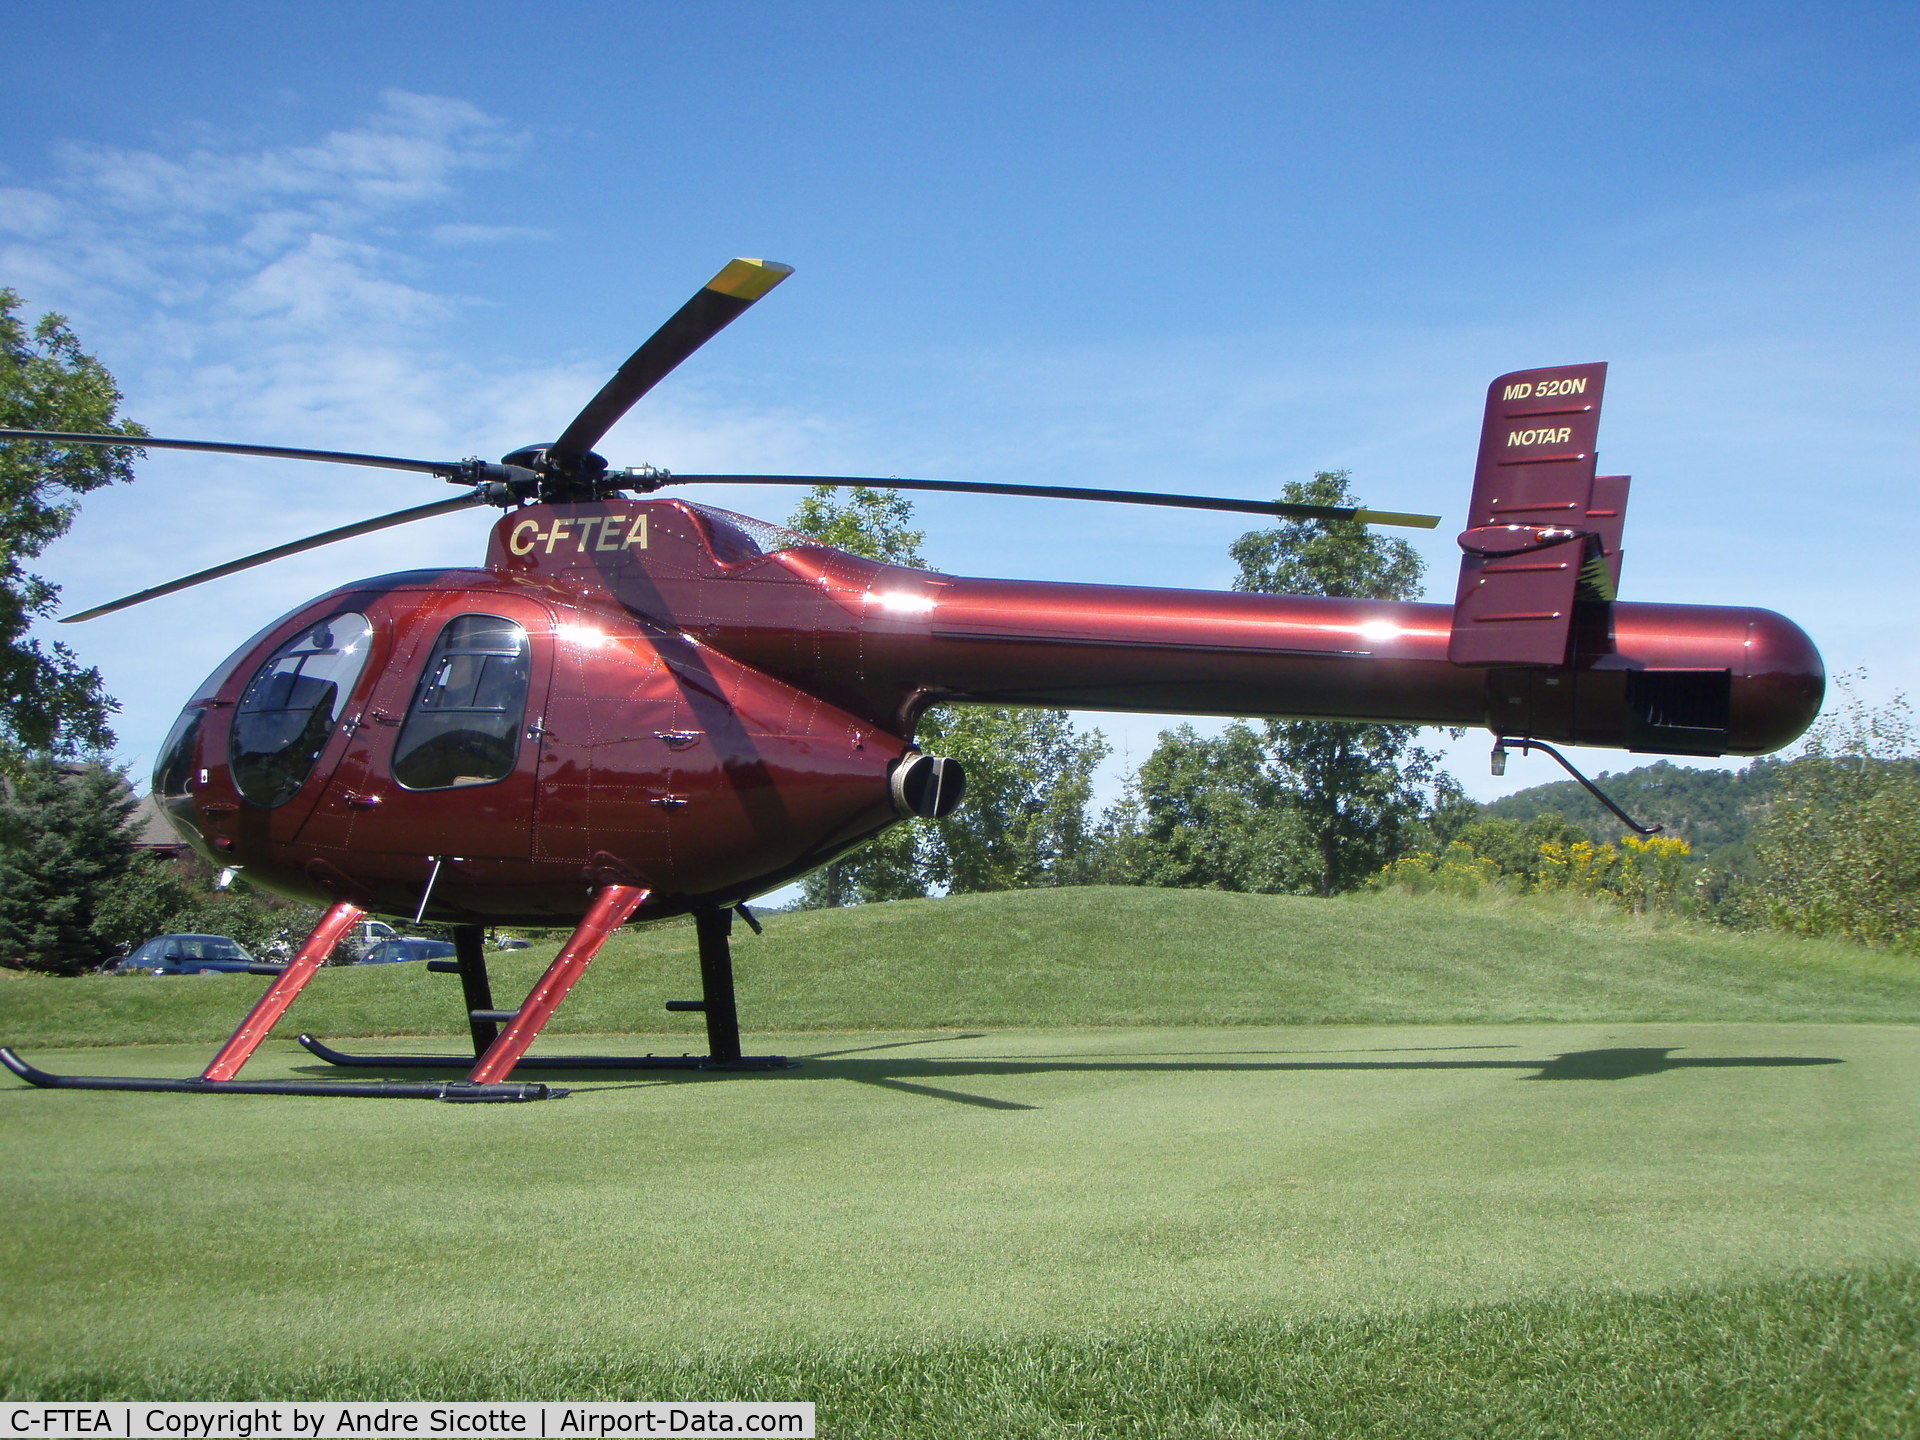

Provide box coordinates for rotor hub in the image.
[500,444,617,504]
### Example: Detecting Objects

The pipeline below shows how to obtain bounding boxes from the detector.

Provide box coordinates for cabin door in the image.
[297,595,554,859]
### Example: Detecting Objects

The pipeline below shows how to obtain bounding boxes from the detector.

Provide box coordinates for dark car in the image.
[117,934,258,975]
[357,938,458,965]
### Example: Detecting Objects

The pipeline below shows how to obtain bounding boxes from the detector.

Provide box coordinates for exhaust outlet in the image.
[890,753,967,819]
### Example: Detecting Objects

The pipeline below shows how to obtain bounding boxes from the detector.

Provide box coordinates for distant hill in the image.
[1480,758,1788,864]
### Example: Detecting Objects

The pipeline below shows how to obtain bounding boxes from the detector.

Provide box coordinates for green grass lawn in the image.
[4,889,1918,1435]
[7,887,1920,1048]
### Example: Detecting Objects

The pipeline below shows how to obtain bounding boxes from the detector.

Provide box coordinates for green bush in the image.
[93,849,323,961]
[1746,682,1920,952]
[1375,815,1695,919]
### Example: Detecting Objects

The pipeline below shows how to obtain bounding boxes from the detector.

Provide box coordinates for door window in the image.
[392,614,533,790]
[230,612,375,806]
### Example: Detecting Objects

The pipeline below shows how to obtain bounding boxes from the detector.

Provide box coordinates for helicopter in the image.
[0,258,1824,1103]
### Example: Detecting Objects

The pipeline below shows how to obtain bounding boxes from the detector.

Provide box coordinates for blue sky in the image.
[6,1,1917,810]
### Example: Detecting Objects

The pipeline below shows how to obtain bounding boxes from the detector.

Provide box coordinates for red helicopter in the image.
[0,259,1824,1102]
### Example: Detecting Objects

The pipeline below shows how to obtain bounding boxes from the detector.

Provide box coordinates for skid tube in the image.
[0,1047,559,1101]
[299,908,793,1074]
[297,1033,789,1071]
[0,903,561,1101]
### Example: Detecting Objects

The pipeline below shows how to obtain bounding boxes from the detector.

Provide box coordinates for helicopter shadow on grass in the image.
[763,1041,1846,1110]
[291,1035,1844,1110]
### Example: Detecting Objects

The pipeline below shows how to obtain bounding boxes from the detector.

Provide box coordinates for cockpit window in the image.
[154,706,203,806]
[152,704,208,850]
[230,612,375,807]
[392,614,532,790]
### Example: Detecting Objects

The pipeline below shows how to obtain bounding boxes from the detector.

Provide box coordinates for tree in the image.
[1259,714,1455,896]
[921,705,1108,893]
[0,759,139,973]
[1747,677,1920,952]
[1090,723,1317,892]
[1235,471,1454,894]
[788,484,926,567]
[91,848,325,961]
[787,486,1107,903]
[0,291,146,773]
[1230,471,1425,601]
[1116,471,1458,896]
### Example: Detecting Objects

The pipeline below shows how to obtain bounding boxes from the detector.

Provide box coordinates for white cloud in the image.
[52,90,516,223]
[5,95,544,772]
[226,234,452,329]
[12,90,520,358]
[428,223,552,246]
[0,188,62,237]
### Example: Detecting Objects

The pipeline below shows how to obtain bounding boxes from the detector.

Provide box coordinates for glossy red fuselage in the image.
[158,499,1824,925]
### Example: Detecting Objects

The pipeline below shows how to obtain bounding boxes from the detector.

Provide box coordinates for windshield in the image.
[230,613,375,806]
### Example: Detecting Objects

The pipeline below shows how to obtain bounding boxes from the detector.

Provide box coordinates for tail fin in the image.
[1448,363,1627,667]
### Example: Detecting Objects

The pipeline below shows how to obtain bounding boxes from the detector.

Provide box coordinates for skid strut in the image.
[469,884,651,1082]
[0,900,560,1101]
[301,902,792,1073]
[695,908,744,1063]
[451,922,500,1056]
[202,901,364,1080]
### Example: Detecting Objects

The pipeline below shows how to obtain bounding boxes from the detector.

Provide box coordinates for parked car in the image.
[345,918,401,960]
[357,937,459,965]
[117,934,258,975]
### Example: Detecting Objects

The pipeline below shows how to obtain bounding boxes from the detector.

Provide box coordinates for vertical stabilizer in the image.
[1449,363,1624,667]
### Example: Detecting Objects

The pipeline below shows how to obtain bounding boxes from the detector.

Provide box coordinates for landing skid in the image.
[299,908,792,1074]
[297,1033,791,1071]
[0,1046,558,1101]
[3,897,787,1103]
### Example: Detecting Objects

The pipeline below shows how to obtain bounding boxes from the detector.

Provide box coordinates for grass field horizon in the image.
[7,886,1920,1050]
[6,888,1917,1434]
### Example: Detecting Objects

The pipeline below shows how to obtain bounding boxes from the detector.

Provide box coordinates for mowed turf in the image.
[4,889,1919,1434]
[6,887,1920,1048]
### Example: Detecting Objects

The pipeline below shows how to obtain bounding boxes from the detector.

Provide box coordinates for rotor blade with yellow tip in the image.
[549,259,794,469]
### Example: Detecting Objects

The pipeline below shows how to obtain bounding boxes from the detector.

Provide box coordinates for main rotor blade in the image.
[0,428,464,477]
[659,474,1442,529]
[548,258,794,468]
[61,493,491,623]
